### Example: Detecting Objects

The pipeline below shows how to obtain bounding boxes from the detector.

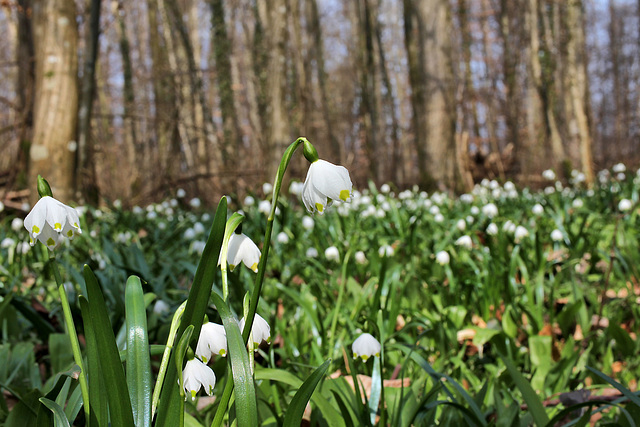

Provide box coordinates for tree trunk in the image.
[403,0,457,191]
[30,0,79,202]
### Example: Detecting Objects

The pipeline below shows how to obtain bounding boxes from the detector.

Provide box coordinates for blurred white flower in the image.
[147,211,157,220]
[11,217,24,231]
[190,240,206,255]
[177,188,186,198]
[302,216,315,230]
[184,228,196,240]
[470,206,479,215]
[153,300,170,315]
[302,159,353,214]
[550,229,563,242]
[306,247,318,258]
[617,172,626,181]
[619,198,633,212]
[352,333,381,361]
[325,246,340,261]
[1,237,15,248]
[276,232,289,244]
[434,213,445,223]
[220,232,261,272]
[612,163,626,173]
[17,241,31,254]
[380,183,391,193]
[486,223,498,236]
[503,220,516,234]
[355,250,367,264]
[378,244,394,257]
[24,196,82,250]
[460,194,473,203]
[572,199,584,209]
[239,313,271,348]
[456,219,466,231]
[429,205,440,215]
[455,235,472,249]
[466,215,474,224]
[542,169,556,180]
[514,226,529,243]
[132,206,143,215]
[482,203,498,218]
[182,358,216,400]
[244,195,255,206]
[504,181,515,191]
[289,181,304,196]
[189,198,201,209]
[435,250,450,266]
[258,200,271,215]
[531,203,544,215]
[193,222,205,235]
[262,182,273,195]
[544,186,555,195]
[196,322,227,362]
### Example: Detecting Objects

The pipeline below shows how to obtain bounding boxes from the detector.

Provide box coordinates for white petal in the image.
[24,197,49,238]
[352,333,381,360]
[44,197,70,232]
[37,223,61,250]
[309,160,352,202]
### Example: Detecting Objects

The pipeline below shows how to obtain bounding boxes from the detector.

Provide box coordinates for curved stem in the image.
[50,257,91,424]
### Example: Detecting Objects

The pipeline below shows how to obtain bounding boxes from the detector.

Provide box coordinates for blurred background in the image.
[0,0,638,208]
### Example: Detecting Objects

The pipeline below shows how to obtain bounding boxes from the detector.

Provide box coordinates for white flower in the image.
[258,200,271,215]
[0,201,4,212]
[302,159,353,214]
[542,169,556,180]
[276,232,289,244]
[1,237,15,248]
[514,226,529,243]
[572,199,584,209]
[182,358,216,400]
[306,247,318,258]
[470,206,479,215]
[153,300,170,315]
[482,203,498,218]
[184,228,196,240]
[503,220,516,233]
[532,203,544,215]
[455,235,472,249]
[196,322,227,362]
[486,223,498,236]
[189,198,201,209]
[456,219,466,231]
[619,199,633,212]
[504,181,515,191]
[239,313,271,348]
[352,333,381,361]
[223,233,261,272]
[190,240,206,255]
[177,188,186,198]
[355,250,367,264]
[302,216,315,230]
[551,229,563,242]
[325,246,340,261]
[435,251,450,266]
[11,218,24,231]
[262,182,273,195]
[612,163,626,173]
[289,181,304,196]
[193,222,205,235]
[24,196,82,250]
[378,244,394,257]
[244,195,255,206]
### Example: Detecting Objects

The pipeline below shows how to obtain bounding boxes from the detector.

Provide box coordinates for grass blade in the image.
[282,359,331,427]
[39,398,71,427]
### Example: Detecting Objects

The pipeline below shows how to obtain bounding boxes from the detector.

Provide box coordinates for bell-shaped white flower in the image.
[619,198,633,212]
[481,203,498,218]
[302,159,353,214]
[219,232,261,273]
[196,322,228,363]
[182,357,216,400]
[550,229,563,242]
[352,333,381,361]
[514,226,529,243]
[435,250,450,266]
[24,196,82,250]
[325,246,340,261]
[239,313,271,349]
[455,235,472,249]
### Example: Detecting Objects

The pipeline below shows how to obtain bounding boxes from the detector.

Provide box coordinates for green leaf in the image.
[586,366,640,408]
[155,196,227,427]
[79,296,107,427]
[39,397,71,427]
[125,275,152,427]
[175,325,195,399]
[497,350,549,426]
[282,359,331,427]
[210,292,258,427]
[83,265,135,426]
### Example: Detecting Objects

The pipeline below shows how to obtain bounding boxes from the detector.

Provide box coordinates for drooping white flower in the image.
[302,216,315,230]
[352,333,381,361]
[182,358,216,400]
[435,250,450,266]
[219,232,261,272]
[262,182,273,195]
[378,244,394,257]
[612,163,626,173]
[196,322,228,362]
[289,181,304,196]
[24,196,82,250]
[486,223,498,236]
[176,188,186,198]
[302,159,353,214]
[258,200,271,215]
[189,198,201,209]
[239,313,271,349]
[306,247,319,258]
[434,213,445,223]
[550,229,563,242]
[456,219,467,231]
[1,237,15,249]
[325,246,340,261]
[542,169,556,180]
[572,199,584,209]
[276,232,289,244]
[244,195,255,206]
[514,226,529,243]
[455,235,472,249]
[153,300,170,315]
[355,250,367,265]
[11,218,24,231]
[532,203,544,215]
[619,199,633,212]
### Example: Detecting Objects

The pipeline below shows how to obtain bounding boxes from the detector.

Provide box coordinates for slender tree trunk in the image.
[29,0,79,201]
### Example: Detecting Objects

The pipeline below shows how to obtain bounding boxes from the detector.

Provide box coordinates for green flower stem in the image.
[328,250,352,359]
[219,213,245,302]
[211,136,310,427]
[151,300,186,418]
[49,256,91,424]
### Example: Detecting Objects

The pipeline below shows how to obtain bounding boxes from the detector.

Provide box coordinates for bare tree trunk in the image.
[29,0,79,201]
[403,0,457,191]
[76,0,101,204]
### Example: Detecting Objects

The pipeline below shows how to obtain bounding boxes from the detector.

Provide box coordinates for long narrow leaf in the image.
[79,296,107,427]
[39,398,71,427]
[210,292,258,427]
[155,197,227,427]
[586,366,640,408]
[125,276,152,427]
[282,359,331,427]
[83,265,135,426]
